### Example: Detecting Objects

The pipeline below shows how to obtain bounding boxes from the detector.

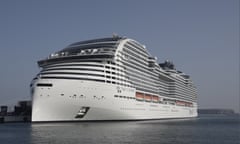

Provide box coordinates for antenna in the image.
[112,33,119,38]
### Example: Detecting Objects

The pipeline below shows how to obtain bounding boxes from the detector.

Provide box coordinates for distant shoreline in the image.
[198,108,239,115]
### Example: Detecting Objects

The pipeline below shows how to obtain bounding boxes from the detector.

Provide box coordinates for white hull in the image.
[32,79,197,122]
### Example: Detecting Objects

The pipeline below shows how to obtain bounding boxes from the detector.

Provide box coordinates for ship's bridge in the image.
[38,37,124,67]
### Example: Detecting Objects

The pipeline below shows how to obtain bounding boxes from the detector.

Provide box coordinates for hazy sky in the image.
[0,0,239,112]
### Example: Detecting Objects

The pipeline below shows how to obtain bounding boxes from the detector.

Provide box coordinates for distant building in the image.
[0,100,31,123]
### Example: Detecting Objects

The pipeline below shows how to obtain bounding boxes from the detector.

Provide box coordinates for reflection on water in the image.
[31,122,143,144]
[0,116,239,144]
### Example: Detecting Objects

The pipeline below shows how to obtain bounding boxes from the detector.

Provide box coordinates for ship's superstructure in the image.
[31,36,197,122]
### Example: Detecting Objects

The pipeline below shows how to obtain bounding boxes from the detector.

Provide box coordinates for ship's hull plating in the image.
[32,79,197,122]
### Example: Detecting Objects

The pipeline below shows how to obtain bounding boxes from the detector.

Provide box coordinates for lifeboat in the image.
[135,92,144,101]
[144,94,152,102]
[176,100,193,107]
[176,100,185,106]
[152,95,159,102]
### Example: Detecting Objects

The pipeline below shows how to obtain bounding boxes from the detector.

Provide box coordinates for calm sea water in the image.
[0,115,239,144]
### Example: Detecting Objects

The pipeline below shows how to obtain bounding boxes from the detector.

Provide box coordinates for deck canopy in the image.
[38,37,124,67]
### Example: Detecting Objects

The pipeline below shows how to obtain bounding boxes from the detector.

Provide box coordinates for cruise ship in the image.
[31,36,198,122]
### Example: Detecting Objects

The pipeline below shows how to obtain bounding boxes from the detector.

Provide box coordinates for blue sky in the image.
[0,0,239,112]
